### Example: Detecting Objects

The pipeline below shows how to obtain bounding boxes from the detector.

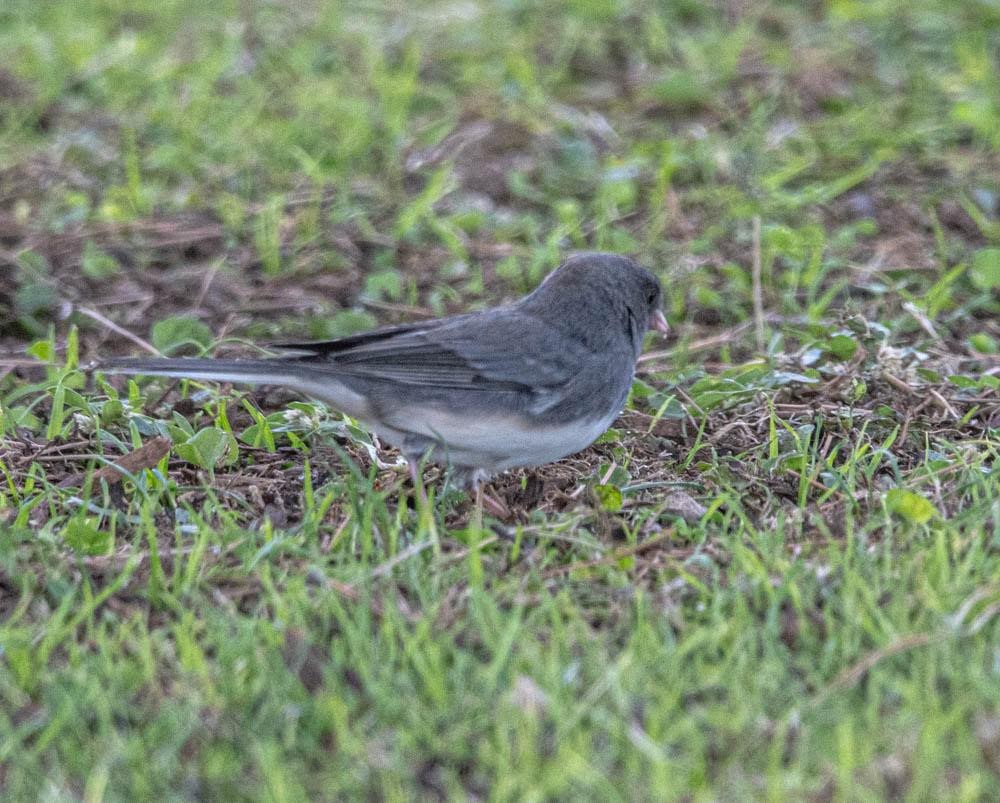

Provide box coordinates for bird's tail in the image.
[96,357,302,387]
[95,357,371,420]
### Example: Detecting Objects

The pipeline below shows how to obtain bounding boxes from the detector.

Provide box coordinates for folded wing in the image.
[277,309,587,403]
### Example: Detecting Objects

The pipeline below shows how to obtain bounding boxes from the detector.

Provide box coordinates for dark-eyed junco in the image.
[98,252,668,489]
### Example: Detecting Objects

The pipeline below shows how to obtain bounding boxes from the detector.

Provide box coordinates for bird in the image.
[97,252,668,502]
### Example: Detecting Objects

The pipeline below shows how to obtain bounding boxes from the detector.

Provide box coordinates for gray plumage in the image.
[98,252,667,485]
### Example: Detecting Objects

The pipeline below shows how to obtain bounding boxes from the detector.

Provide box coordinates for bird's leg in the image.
[407,457,432,512]
[472,480,484,534]
[406,456,439,544]
[402,438,438,511]
[469,470,509,520]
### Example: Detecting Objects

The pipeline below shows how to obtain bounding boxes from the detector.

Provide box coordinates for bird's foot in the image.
[447,465,510,519]
[478,488,510,519]
[468,474,510,520]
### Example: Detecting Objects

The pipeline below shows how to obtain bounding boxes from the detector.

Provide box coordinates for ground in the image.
[1,0,999,799]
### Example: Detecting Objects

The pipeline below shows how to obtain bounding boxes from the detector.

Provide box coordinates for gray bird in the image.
[98,252,667,491]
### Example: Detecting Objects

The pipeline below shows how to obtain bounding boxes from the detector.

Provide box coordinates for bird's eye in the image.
[647,290,658,305]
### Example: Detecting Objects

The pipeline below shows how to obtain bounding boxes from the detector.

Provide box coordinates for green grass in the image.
[2,0,1000,799]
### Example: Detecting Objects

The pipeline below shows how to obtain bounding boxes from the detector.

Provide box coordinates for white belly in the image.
[377,406,618,471]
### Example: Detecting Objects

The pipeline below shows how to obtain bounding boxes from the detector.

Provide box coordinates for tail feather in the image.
[96,357,295,386]
[95,357,372,420]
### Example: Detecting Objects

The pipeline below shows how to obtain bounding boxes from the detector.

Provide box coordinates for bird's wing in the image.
[271,319,437,355]
[278,310,586,395]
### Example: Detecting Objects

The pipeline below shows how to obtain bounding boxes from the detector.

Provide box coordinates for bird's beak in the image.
[650,309,669,335]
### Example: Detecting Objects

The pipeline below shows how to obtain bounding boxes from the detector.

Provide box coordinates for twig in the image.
[834,633,937,690]
[194,259,224,309]
[882,372,919,397]
[638,322,753,364]
[0,358,47,368]
[902,301,940,341]
[928,388,960,419]
[541,528,676,579]
[442,535,500,565]
[361,298,437,318]
[808,632,939,708]
[752,215,765,352]
[76,306,161,356]
[899,411,911,445]
[37,440,93,456]
[368,539,434,579]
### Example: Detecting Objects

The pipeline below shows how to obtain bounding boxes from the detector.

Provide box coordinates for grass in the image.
[2,0,1000,799]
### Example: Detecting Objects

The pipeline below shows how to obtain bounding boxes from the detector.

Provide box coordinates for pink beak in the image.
[650,309,669,334]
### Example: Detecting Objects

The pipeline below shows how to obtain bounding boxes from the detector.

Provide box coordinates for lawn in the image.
[1,0,999,799]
